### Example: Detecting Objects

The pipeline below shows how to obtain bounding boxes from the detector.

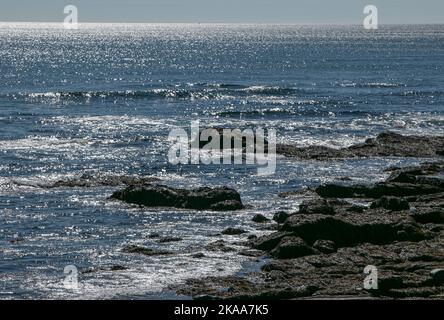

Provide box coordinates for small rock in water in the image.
[157,237,182,243]
[273,211,290,224]
[192,253,205,258]
[252,214,269,223]
[110,185,244,211]
[221,227,247,235]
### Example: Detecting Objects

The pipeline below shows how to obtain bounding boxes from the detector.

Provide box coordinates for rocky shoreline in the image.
[163,133,443,300]
[65,132,444,299]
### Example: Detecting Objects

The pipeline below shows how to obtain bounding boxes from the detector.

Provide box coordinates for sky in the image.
[0,0,443,24]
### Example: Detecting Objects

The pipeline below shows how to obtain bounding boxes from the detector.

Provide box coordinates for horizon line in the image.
[1,21,443,26]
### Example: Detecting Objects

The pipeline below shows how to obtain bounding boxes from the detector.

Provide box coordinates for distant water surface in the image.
[0,23,443,299]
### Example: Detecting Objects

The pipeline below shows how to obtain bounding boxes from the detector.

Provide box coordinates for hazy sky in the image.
[1,0,443,24]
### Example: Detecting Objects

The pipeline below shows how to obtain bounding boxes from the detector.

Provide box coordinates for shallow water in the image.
[1,23,444,299]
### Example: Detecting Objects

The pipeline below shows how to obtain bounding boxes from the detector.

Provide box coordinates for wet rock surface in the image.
[277,132,444,160]
[173,160,444,299]
[110,185,243,211]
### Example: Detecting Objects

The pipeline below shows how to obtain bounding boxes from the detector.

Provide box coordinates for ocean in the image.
[1,23,443,299]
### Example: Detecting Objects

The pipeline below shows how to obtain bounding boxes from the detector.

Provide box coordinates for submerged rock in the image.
[252,214,270,223]
[173,161,444,300]
[316,182,443,198]
[110,185,243,211]
[221,227,247,235]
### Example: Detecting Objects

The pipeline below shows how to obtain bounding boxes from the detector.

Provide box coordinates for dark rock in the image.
[270,237,317,259]
[370,196,410,211]
[377,275,405,292]
[312,239,336,254]
[210,200,244,211]
[238,249,264,257]
[205,240,236,252]
[280,215,426,247]
[252,231,293,251]
[192,253,205,258]
[221,227,247,235]
[411,210,444,224]
[193,127,270,154]
[110,185,243,211]
[430,269,444,284]
[171,160,444,300]
[252,214,270,223]
[387,162,444,186]
[109,265,127,271]
[261,261,287,272]
[276,144,343,160]
[299,199,336,215]
[381,287,441,298]
[273,211,290,223]
[122,245,172,256]
[346,205,366,213]
[157,237,182,243]
[316,182,443,199]
[148,233,160,238]
[247,234,257,240]
[82,265,127,274]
